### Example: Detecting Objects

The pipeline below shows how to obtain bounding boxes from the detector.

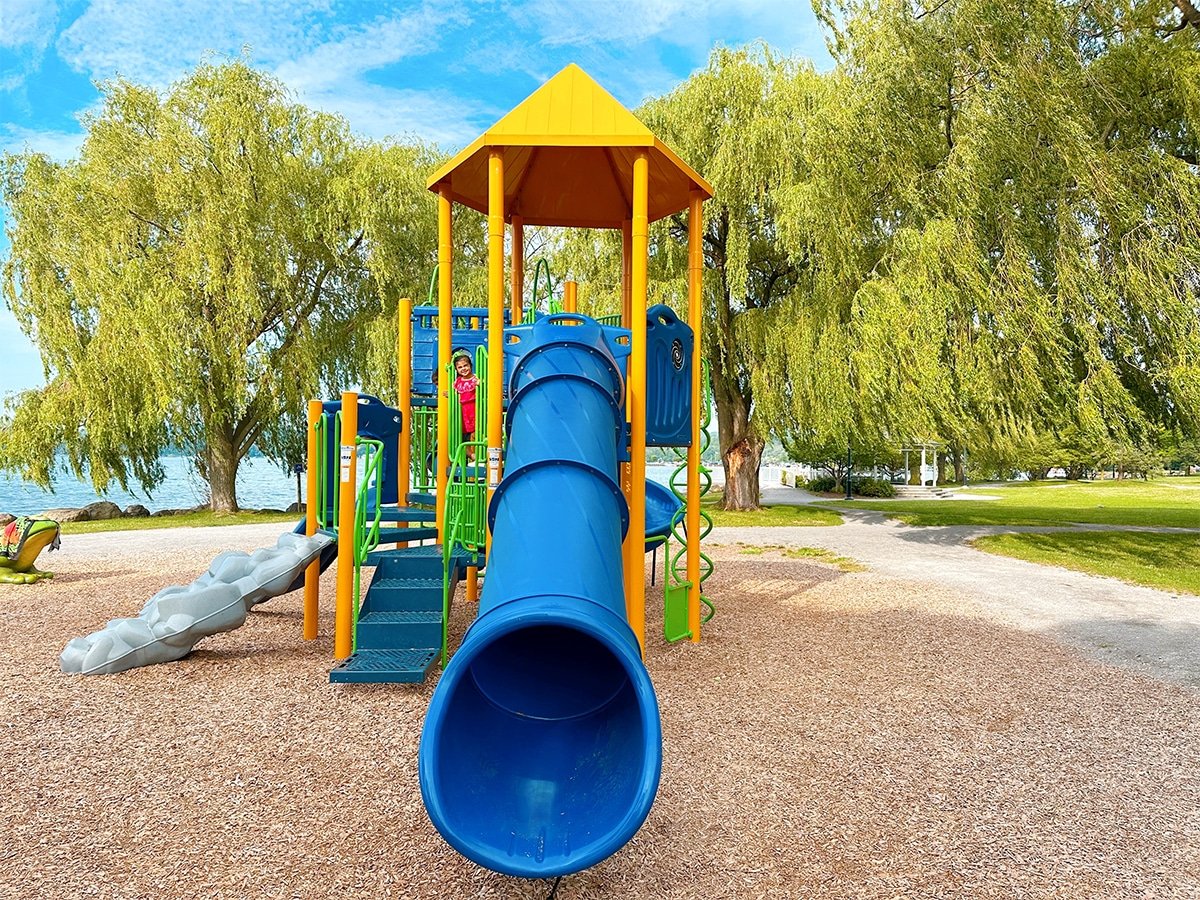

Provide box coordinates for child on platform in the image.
[452,350,479,461]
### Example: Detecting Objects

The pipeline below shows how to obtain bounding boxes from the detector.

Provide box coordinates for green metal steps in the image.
[377,505,436,523]
[329,648,438,683]
[375,525,439,545]
[328,545,473,685]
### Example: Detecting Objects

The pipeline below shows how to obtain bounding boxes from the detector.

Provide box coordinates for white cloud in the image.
[515,0,691,47]
[56,0,334,87]
[49,0,479,146]
[0,124,85,161]
[0,0,58,50]
[297,81,498,148]
[0,0,59,94]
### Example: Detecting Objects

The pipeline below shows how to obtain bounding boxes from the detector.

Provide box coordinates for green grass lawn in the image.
[830,477,1200,528]
[702,490,842,526]
[972,531,1200,596]
[61,509,302,535]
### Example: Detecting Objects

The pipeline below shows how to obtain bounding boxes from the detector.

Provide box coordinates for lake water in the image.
[0,456,300,516]
[0,457,727,516]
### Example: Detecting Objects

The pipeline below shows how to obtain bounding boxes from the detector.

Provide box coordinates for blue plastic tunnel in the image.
[418,314,661,878]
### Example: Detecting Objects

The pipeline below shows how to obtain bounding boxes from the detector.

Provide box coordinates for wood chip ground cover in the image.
[1,533,1197,898]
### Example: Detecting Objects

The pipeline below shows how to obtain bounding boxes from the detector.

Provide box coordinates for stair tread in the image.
[329,648,438,683]
[377,506,437,523]
[358,609,441,624]
[371,577,445,590]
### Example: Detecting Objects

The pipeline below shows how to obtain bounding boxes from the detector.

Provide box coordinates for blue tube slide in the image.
[418,314,661,878]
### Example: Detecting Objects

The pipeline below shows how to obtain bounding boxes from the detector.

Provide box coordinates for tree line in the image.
[3,1,1198,511]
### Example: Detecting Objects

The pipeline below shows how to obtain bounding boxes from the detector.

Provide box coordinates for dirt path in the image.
[2,529,1198,898]
[715,486,1200,685]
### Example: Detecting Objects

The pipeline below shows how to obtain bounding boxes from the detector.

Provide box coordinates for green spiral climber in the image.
[664,359,715,639]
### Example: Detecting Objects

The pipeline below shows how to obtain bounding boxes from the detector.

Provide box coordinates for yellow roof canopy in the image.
[428,64,712,229]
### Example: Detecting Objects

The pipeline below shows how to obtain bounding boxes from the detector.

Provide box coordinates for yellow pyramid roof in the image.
[427,64,712,228]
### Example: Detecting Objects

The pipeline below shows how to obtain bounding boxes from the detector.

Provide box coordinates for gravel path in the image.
[0,522,1197,897]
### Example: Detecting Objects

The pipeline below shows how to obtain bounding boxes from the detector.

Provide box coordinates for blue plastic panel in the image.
[645,304,693,447]
[319,394,403,509]
[411,305,513,396]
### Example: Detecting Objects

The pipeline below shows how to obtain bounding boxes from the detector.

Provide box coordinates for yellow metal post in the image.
[621,219,632,327]
[397,297,412,508]
[486,150,506,540]
[687,190,704,642]
[334,391,358,660]
[624,152,649,652]
[511,214,524,325]
[619,217,633,551]
[436,187,453,540]
[303,398,322,640]
[563,280,577,314]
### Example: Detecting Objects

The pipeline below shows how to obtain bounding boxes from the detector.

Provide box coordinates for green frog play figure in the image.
[0,517,61,584]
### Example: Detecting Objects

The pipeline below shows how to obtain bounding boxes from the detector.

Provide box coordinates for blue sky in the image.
[0,0,830,399]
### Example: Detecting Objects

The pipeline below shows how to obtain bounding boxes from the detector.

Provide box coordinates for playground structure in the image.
[303,65,714,877]
[60,64,715,880]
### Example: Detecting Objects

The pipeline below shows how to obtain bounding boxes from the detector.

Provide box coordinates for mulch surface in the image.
[1,537,1197,898]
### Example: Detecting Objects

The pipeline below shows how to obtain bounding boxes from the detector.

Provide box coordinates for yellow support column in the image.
[563,280,577,314]
[397,297,413,549]
[687,190,704,642]
[436,187,453,540]
[619,217,633,570]
[397,297,412,508]
[511,214,524,325]
[486,150,506,538]
[334,391,358,660]
[621,219,633,326]
[303,398,322,640]
[624,152,649,652]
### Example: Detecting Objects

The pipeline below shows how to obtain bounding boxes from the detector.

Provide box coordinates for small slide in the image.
[419,314,660,878]
[60,530,332,676]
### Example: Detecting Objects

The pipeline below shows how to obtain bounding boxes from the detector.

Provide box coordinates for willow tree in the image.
[754,0,1200,469]
[1,61,436,511]
[619,47,820,509]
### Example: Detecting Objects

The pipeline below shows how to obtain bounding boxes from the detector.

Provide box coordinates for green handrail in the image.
[409,402,438,495]
[351,437,385,652]
[314,411,342,531]
[440,345,490,665]
[529,259,555,320]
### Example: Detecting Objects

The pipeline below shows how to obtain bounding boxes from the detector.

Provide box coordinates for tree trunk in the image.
[712,348,762,511]
[207,425,241,512]
[951,447,965,484]
[723,437,765,508]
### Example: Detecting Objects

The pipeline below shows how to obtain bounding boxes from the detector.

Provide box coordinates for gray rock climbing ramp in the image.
[61,531,333,675]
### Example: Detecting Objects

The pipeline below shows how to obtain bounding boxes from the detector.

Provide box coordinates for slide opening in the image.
[430,624,653,871]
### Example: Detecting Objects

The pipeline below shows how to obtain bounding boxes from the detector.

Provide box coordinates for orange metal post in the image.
[334,391,358,660]
[303,398,322,640]
[621,218,633,327]
[436,187,453,540]
[486,150,506,541]
[619,217,634,559]
[467,567,479,602]
[511,214,524,325]
[687,191,704,642]
[563,280,577,314]
[397,297,412,508]
[624,152,649,652]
